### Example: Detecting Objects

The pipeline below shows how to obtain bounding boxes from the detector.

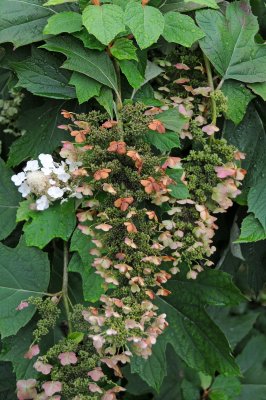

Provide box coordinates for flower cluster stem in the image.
[62,241,72,334]
[203,53,217,126]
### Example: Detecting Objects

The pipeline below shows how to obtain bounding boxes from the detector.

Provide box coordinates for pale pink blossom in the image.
[89,383,102,393]
[202,124,219,135]
[34,360,53,375]
[24,344,40,359]
[87,367,105,382]
[58,352,78,366]
[42,381,62,397]
[17,379,37,400]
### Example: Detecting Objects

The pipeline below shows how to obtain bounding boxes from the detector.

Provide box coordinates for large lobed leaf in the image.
[0,0,52,47]
[124,2,165,50]
[11,47,76,99]
[7,100,68,167]
[82,4,125,46]
[0,238,50,338]
[0,159,21,240]
[221,80,255,125]
[196,0,266,84]
[131,270,243,391]
[41,35,119,96]
[23,200,76,249]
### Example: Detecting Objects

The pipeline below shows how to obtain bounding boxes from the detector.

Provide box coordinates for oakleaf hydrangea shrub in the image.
[13,99,245,399]
[2,0,265,398]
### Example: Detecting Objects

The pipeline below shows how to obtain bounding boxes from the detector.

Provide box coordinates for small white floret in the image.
[36,195,49,211]
[47,186,64,199]
[39,154,55,169]
[18,182,31,197]
[11,172,26,186]
[24,160,39,172]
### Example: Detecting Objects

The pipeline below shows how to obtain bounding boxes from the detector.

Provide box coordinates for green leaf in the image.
[237,385,266,400]
[236,214,266,243]
[248,82,266,101]
[132,294,239,391]
[44,11,82,35]
[131,334,168,392]
[237,334,266,375]
[0,159,21,240]
[208,307,259,349]
[166,168,190,199]
[23,200,76,249]
[0,238,50,338]
[167,271,245,307]
[223,105,266,200]
[157,107,187,132]
[184,0,218,9]
[7,101,67,167]
[221,81,255,125]
[248,177,266,230]
[44,0,77,4]
[69,227,104,302]
[163,12,204,47]
[74,29,106,50]
[0,362,16,400]
[210,376,241,400]
[0,0,52,47]
[119,60,145,89]
[41,35,118,95]
[82,4,125,45]
[11,47,76,99]
[241,241,266,295]
[0,318,38,379]
[69,71,101,104]
[70,227,93,265]
[95,86,114,118]
[196,1,266,84]
[125,2,165,49]
[0,315,63,379]
[157,295,239,375]
[199,372,212,390]
[145,131,180,152]
[159,0,216,13]
[69,253,104,302]
[110,38,138,61]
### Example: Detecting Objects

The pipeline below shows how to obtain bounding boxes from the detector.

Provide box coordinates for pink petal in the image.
[95,224,113,232]
[174,63,190,70]
[17,379,37,400]
[88,367,105,382]
[33,361,53,375]
[24,345,40,360]
[58,352,78,366]
[42,381,62,397]
[202,124,219,135]
[215,166,235,179]
[16,301,29,311]
[89,383,103,394]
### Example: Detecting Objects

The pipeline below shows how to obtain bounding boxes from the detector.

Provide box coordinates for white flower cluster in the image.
[11,154,83,211]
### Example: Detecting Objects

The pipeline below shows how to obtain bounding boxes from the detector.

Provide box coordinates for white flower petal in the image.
[57,173,71,183]
[47,186,64,199]
[18,182,31,197]
[24,160,39,172]
[66,160,83,172]
[38,154,55,169]
[11,172,26,186]
[41,167,53,176]
[36,195,49,211]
